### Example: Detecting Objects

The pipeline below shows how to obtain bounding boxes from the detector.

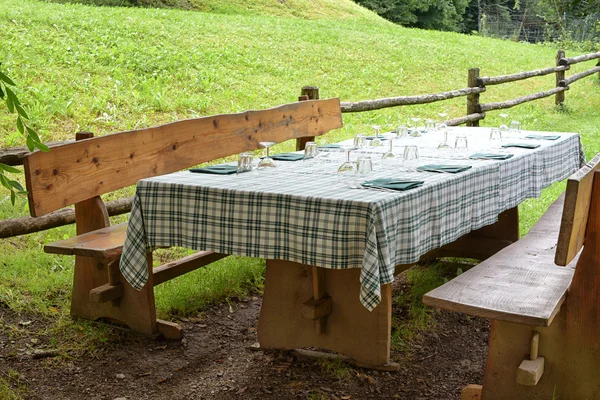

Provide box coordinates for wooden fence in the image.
[1,49,599,239]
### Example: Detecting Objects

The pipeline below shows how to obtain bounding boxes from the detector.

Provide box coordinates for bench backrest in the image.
[23,99,343,217]
[556,153,600,266]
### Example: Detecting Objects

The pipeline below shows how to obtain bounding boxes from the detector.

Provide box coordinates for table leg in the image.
[258,259,393,368]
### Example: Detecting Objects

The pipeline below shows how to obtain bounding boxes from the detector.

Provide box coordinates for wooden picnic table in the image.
[119,127,583,369]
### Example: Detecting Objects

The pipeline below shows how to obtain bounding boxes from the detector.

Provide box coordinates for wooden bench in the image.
[423,154,600,399]
[22,98,343,339]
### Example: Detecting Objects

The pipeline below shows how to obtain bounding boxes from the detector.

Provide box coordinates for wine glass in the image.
[425,119,436,133]
[437,130,452,152]
[437,113,449,131]
[337,145,358,185]
[257,141,277,170]
[509,121,521,138]
[499,113,509,135]
[381,134,396,169]
[409,117,423,137]
[370,125,383,147]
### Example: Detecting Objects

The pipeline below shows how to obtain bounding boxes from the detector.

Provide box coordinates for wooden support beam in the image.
[89,283,124,303]
[291,349,400,372]
[516,357,545,386]
[157,319,183,340]
[153,251,228,286]
[466,68,481,127]
[302,296,332,320]
[311,266,327,334]
[461,384,483,400]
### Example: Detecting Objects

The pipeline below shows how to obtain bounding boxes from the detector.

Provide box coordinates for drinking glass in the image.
[237,152,254,174]
[402,145,419,171]
[337,145,358,184]
[396,125,409,141]
[498,113,509,134]
[370,125,383,147]
[409,117,423,137]
[257,141,277,170]
[304,141,319,161]
[425,119,436,133]
[356,156,373,177]
[509,121,521,137]
[381,136,396,169]
[454,135,469,156]
[489,128,502,149]
[353,134,366,149]
[437,112,449,131]
[437,130,452,151]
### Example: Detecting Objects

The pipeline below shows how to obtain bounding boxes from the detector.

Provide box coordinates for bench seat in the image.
[423,194,577,327]
[44,222,128,259]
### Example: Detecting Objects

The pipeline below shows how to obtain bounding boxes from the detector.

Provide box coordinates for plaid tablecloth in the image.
[120,128,584,311]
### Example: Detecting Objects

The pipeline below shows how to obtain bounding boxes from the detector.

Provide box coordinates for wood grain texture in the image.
[44,222,128,259]
[555,153,600,266]
[258,260,392,367]
[23,99,342,216]
[423,196,575,326]
[152,251,228,286]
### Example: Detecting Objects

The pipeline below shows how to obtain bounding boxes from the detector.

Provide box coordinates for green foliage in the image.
[0,64,47,205]
[353,0,469,31]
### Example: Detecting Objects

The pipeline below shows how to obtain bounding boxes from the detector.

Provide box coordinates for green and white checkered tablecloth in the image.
[120,128,584,311]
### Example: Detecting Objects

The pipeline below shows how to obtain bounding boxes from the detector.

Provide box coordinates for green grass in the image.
[2,0,600,355]
[0,370,27,400]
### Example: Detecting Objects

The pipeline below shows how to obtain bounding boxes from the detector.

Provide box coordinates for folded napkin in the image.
[361,178,424,191]
[364,136,389,141]
[525,134,561,140]
[190,165,238,175]
[469,153,514,160]
[417,164,472,173]
[502,143,541,149]
[269,153,305,161]
[318,144,343,149]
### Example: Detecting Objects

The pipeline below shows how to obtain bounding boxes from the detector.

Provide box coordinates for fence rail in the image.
[1,49,600,238]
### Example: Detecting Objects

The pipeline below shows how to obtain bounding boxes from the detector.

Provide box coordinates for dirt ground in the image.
[0,277,489,400]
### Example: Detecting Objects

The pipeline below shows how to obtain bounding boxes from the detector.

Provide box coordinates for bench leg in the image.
[71,253,159,337]
[480,313,569,400]
[258,260,394,368]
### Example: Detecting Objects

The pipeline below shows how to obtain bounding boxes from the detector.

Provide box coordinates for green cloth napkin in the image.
[364,136,389,140]
[361,178,424,191]
[417,164,472,173]
[525,134,561,140]
[270,153,305,161]
[502,143,541,149]
[190,165,238,175]
[318,144,342,149]
[469,153,514,160]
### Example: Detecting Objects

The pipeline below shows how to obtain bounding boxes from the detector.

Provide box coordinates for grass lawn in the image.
[1,0,600,369]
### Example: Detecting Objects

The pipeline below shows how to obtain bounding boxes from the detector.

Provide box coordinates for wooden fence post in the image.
[296,86,320,151]
[556,50,566,106]
[466,68,480,127]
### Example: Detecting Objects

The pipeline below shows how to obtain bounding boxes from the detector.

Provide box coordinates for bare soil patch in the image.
[0,278,489,400]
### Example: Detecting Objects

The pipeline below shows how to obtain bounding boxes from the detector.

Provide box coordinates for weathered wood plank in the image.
[0,140,73,166]
[23,99,342,217]
[446,113,486,127]
[423,196,575,326]
[555,154,600,266]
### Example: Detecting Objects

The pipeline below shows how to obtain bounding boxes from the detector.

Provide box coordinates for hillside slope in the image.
[50,0,381,20]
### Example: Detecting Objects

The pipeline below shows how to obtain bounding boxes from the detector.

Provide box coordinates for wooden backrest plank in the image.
[555,153,600,266]
[24,99,342,217]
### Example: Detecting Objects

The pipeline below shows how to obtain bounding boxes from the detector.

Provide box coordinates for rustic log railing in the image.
[1,50,599,238]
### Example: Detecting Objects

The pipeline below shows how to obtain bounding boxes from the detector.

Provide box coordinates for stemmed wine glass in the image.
[370,125,383,147]
[437,113,449,131]
[437,130,452,152]
[257,141,277,170]
[499,113,510,137]
[337,145,358,185]
[409,117,423,137]
[381,133,396,169]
